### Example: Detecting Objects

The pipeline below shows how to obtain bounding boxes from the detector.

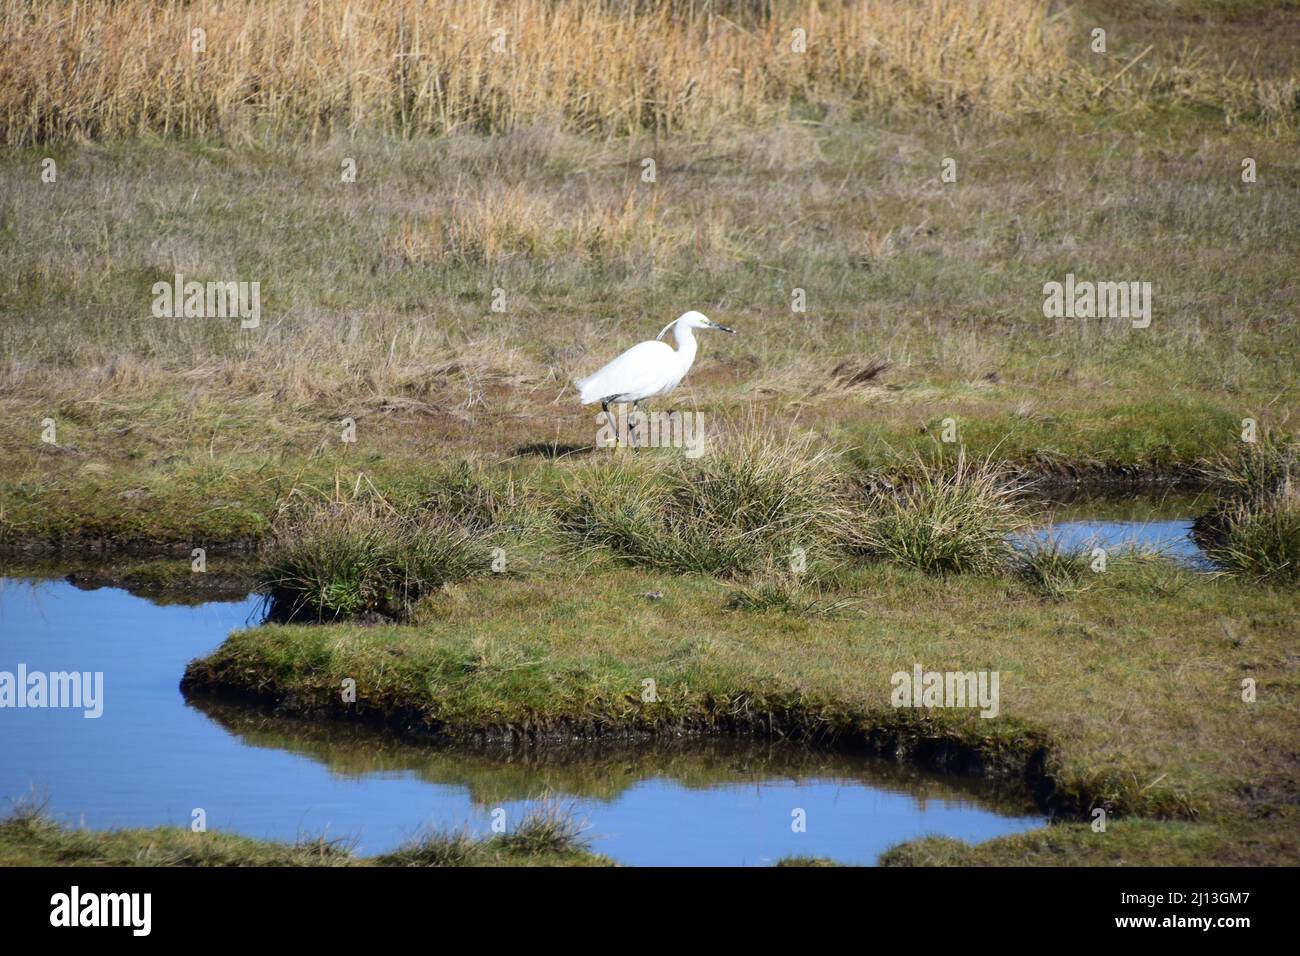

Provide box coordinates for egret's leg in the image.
[601,399,619,449]
[630,401,641,448]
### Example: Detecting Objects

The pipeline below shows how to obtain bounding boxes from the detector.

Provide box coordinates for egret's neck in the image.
[672,321,699,370]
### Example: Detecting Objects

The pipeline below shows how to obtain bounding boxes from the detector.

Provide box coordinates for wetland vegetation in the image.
[1,0,1297,866]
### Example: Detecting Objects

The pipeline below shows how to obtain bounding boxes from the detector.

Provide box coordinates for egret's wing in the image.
[576,340,677,404]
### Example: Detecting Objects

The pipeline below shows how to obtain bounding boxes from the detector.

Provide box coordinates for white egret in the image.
[575,310,736,444]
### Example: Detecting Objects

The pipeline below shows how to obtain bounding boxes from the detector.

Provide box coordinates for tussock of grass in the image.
[1203,491,1300,584]
[775,855,842,867]
[379,813,595,865]
[1016,541,1201,600]
[377,829,478,867]
[1208,433,1298,502]
[1199,436,1300,585]
[261,500,489,621]
[1104,552,1200,599]
[725,564,860,617]
[417,459,530,534]
[1013,538,1095,599]
[493,803,589,856]
[851,453,1025,575]
[561,431,845,576]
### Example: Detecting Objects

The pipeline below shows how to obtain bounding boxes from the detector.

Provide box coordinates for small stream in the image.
[0,575,1043,866]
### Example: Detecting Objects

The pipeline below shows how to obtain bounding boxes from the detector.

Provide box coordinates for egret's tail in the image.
[575,373,604,405]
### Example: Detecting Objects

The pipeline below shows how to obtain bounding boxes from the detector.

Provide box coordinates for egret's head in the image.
[660,310,737,339]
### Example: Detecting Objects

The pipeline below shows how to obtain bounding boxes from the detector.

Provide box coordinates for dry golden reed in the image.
[2,0,1074,144]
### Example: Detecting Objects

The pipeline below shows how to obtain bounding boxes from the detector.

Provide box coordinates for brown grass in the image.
[0,113,1295,476]
[4,0,1293,146]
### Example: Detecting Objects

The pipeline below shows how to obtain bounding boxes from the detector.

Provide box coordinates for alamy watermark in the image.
[151,273,260,328]
[890,664,999,718]
[596,404,706,458]
[50,886,150,936]
[0,665,103,718]
[1042,273,1151,328]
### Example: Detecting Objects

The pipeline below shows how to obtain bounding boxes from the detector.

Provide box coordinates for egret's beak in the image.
[710,322,737,334]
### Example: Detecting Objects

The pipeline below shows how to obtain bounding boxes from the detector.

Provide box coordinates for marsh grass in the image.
[1,805,606,867]
[1209,433,1298,502]
[1,110,1294,486]
[775,855,841,867]
[0,0,1071,146]
[261,499,489,621]
[1108,551,1201,598]
[1199,436,1300,585]
[1013,538,1096,598]
[416,459,534,534]
[851,453,1025,575]
[492,802,589,856]
[378,828,478,867]
[725,563,861,617]
[6,0,1295,148]
[1202,490,1300,584]
[1014,537,1204,598]
[181,554,1300,833]
[560,430,846,576]
[0,804,356,867]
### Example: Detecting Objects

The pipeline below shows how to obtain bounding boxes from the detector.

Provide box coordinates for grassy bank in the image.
[0,806,609,867]
[880,816,1300,866]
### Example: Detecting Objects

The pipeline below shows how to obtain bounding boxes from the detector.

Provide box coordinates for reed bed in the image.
[0,0,1083,144]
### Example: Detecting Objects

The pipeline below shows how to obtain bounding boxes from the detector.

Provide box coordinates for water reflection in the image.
[1017,488,1212,568]
[0,576,1044,865]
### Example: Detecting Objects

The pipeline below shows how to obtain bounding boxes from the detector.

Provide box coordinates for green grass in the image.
[0,806,609,868]
[1013,539,1097,598]
[181,556,1299,845]
[260,498,491,621]
[559,430,846,576]
[1202,492,1300,584]
[2,99,1297,557]
[1209,435,1299,503]
[1196,437,1300,584]
[491,804,590,856]
[376,804,598,867]
[850,453,1025,575]
[880,814,1300,866]
[174,549,1300,865]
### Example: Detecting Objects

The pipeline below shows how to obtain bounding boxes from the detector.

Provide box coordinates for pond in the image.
[0,574,1044,866]
[1017,487,1214,568]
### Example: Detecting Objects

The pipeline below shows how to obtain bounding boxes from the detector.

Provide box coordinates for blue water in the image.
[1017,518,1211,569]
[0,577,1044,865]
